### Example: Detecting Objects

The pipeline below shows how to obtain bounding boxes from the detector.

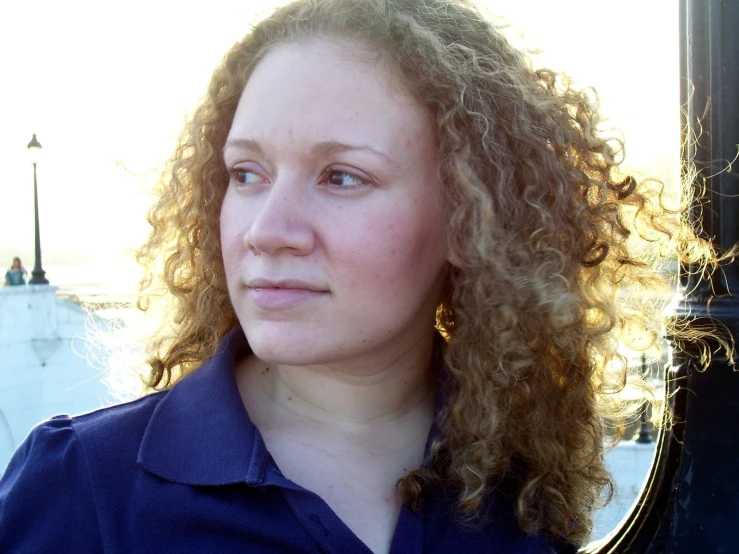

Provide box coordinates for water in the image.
[43,263,141,305]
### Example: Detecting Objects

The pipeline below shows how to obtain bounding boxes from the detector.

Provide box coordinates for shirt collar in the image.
[138,327,269,486]
[138,327,448,486]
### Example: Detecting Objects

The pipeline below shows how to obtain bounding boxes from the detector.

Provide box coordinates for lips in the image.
[246,278,327,292]
[245,278,329,309]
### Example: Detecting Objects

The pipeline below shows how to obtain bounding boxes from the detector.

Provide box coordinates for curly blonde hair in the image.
[136,0,722,545]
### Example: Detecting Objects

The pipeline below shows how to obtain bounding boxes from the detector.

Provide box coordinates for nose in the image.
[244,181,316,257]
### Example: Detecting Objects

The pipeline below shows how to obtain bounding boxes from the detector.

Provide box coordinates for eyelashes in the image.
[226,166,371,189]
[321,170,368,187]
[228,168,265,186]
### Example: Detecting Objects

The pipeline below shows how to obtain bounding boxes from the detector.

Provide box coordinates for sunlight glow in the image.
[0,1,677,294]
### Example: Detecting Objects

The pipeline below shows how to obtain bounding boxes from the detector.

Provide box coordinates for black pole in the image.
[661,0,739,552]
[28,161,48,285]
[635,354,653,444]
[579,3,738,552]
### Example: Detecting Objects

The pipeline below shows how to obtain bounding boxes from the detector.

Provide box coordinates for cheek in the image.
[388,198,445,256]
[334,205,445,290]
[219,198,246,272]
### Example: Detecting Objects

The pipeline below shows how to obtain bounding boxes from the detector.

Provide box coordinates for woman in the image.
[4,257,27,286]
[0,0,722,552]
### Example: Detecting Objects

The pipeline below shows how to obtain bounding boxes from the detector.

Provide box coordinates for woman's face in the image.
[12,259,20,269]
[220,38,448,368]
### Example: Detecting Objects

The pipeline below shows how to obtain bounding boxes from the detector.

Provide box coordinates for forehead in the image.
[227,38,434,163]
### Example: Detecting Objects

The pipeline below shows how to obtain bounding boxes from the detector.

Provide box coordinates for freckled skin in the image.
[220,39,448,373]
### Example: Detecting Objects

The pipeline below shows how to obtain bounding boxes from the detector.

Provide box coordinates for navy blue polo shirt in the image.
[0,328,572,553]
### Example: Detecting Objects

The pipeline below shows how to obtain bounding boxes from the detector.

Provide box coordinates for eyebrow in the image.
[223,138,399,168]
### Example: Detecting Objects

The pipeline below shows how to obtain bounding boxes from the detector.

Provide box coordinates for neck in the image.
[237,333,438,443]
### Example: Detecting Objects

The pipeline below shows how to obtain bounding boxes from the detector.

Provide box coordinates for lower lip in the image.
[247,287,327,309]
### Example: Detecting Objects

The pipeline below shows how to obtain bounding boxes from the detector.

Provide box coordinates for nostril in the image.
[245,238,261,257]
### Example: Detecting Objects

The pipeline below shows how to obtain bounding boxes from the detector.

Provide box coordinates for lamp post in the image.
[635,353,653,444]
[27,134,49,285]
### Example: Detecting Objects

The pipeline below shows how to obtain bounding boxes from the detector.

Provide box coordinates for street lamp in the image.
[635,353,653,444]
[27,133,49,285]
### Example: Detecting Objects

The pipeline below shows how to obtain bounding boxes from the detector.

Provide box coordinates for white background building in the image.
[0,286,110,470]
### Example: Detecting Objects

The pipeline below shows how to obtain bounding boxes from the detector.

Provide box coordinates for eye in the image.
[321,169,368,188]
[228,167,266,186]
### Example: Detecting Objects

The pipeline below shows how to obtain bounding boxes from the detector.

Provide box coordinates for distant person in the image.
[0,0,729,552]
[4,257,27,286]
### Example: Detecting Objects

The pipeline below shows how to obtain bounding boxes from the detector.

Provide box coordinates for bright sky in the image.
[0,1,678,272]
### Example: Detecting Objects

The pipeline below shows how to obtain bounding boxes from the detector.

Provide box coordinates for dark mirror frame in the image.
[583,1,739,552]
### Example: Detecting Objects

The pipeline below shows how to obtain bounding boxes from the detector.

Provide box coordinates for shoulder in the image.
[0,393,167,552]
[69,391,166,451]
[70,392,169,488]
[0,415,101,551]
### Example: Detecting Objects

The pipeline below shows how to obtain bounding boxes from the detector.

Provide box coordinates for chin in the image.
[242,323,328,366]
[248,343,315,366]
[243,323,383,368]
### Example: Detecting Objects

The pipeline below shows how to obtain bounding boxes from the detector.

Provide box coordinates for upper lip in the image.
[246,278,327,292]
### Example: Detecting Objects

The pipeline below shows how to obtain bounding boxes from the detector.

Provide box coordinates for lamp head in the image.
[27,133,42,164]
